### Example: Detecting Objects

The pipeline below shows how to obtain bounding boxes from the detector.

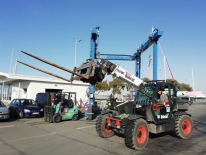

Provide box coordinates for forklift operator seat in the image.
[68,99,74,108]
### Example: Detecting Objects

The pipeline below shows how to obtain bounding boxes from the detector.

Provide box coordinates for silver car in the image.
[0,100,10,120]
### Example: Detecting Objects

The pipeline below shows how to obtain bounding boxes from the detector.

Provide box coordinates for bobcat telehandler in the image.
[17,51,193,150]
[75,59,193,150]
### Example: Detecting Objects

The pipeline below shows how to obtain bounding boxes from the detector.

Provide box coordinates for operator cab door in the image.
[68,92,76,107]
[151,84,173,124]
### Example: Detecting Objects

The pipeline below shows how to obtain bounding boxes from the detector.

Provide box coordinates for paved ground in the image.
[0,103,206,155]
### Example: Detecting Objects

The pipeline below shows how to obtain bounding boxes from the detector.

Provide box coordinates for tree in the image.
[125,83,134,91]
[109,78,125,97]
[94,80,111,94]
[140,78,193,91]
[179,83,193,91]
[166,79,193,91]
[141,77,151,82]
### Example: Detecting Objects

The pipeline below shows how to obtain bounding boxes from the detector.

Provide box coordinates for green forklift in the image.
[44,92,79,123]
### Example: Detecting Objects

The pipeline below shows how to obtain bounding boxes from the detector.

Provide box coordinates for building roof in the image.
[184,91,202,96]
[0,72,89,85]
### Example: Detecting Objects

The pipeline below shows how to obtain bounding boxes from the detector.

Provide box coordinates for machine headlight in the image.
[24,109,30,112]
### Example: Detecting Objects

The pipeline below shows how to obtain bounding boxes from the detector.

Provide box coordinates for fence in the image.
[192,97,206,103]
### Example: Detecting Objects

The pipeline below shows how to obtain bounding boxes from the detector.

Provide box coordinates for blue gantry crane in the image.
[14,26,164,119]
[88,26,163,104]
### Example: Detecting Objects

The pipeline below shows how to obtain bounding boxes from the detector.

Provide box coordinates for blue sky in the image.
[0,0,206,93]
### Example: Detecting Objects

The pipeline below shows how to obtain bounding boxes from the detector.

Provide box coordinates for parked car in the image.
[35,92,54,108]
[9,99,42,118]
[0,100,10,120]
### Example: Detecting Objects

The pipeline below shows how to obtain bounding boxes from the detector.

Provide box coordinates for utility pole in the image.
[9,48,14,73]
[75,39,77,67]
[14,58,18,74]
[192,67,195,91]
[75,39,82,67]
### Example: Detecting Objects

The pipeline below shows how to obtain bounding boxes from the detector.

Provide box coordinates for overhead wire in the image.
[158,41,174,80]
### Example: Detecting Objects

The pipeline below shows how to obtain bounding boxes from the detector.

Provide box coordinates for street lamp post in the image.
[75,39,82,67]
[75,39,77,67]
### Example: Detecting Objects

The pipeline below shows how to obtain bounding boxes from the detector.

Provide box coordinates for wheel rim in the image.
[55,116,60,122]
[105,123,112,133]
[182,120,191,134]
[20,112,23,117]
[73,115,77,120]
[137,126,146,143]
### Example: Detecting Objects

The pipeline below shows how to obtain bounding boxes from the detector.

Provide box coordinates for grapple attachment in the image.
[71,60,107,85]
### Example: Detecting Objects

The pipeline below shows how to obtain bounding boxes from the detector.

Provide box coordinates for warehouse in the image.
[0,72,90,102]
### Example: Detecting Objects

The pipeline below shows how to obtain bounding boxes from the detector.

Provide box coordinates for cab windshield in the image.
[0,101,5,107]
[136,84,156,105]
[20,100,37,106]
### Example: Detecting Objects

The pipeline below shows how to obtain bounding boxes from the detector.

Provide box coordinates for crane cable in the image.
[165,58,174,80]
[158,41,174,80]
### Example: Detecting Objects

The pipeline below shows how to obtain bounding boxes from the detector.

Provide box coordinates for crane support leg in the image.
[135,54,141,78]
[153,40,158,80]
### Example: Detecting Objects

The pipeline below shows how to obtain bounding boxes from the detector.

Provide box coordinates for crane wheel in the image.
[124,119,149,150]
[96,114,114,138]
[174,115,193,139]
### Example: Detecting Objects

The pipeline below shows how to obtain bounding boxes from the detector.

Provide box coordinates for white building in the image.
[0,72,89,102]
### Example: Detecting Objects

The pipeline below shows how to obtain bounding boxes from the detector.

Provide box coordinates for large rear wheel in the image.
[124,119,149,150]
[174,115,193,139]
[96,114,114,138]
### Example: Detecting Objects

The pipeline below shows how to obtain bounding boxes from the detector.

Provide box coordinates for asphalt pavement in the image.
[0,103,206,155]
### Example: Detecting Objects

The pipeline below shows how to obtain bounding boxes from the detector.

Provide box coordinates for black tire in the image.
[19,111,23,119]
[49,115,53,123]
[88,114,92,120]
[72,114,78,121]
[88,105,93,120]
[53,114,62,123]
[96,114,114,138]
[124,119,149,150]
[174,115,193,139]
